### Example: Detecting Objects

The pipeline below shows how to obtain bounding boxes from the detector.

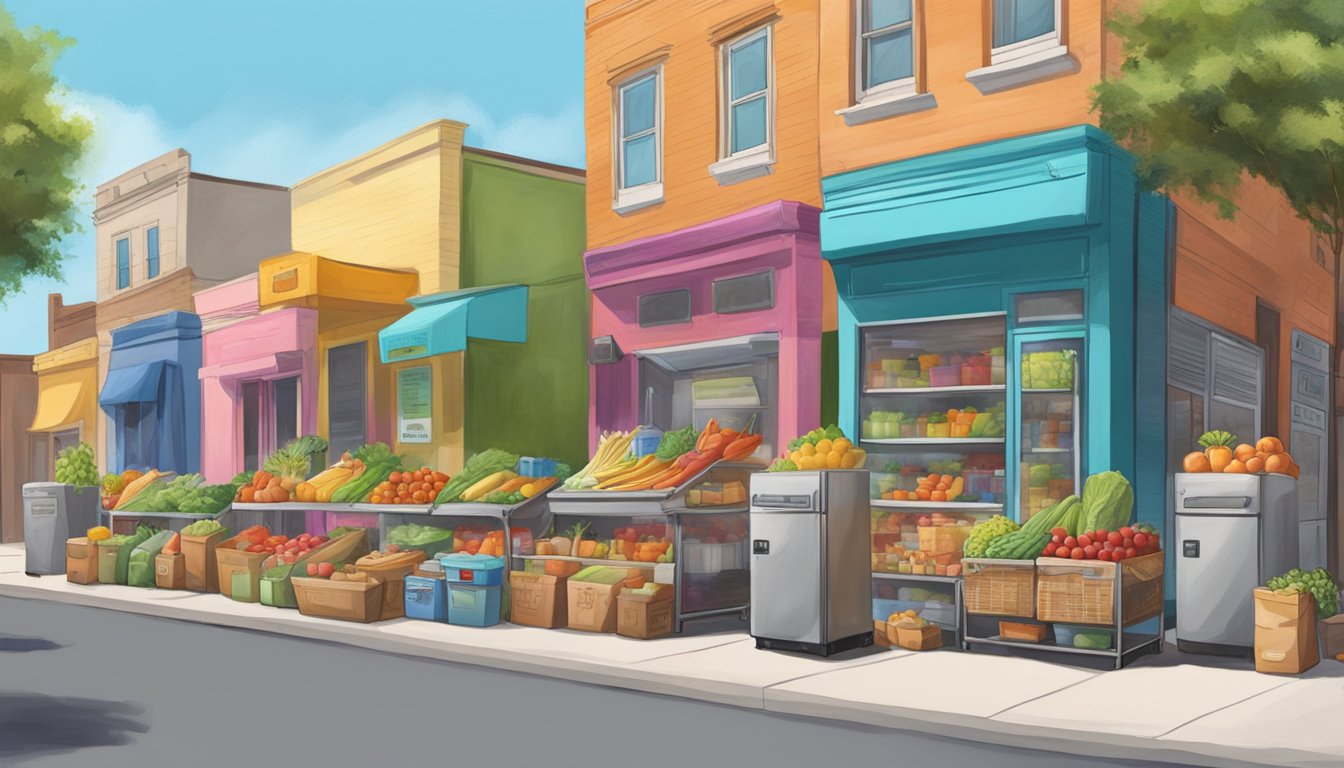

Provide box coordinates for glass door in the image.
[859,314,1008,577]
[1016,334,1083,522]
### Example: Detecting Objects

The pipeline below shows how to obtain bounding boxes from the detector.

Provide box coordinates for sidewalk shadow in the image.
[0,635,64,653]
[0,693,149,762]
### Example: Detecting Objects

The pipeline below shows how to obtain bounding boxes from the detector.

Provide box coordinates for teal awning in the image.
[378,285,528,363]
[99,361,167,408]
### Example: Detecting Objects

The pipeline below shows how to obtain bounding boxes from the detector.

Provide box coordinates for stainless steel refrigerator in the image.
[749,469,872,656]
[23,482,101,576]
[1175,472,1297,656]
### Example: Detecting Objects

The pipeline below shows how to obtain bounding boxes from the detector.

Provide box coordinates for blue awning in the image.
[379,285,528,363]
[99,361,167,408]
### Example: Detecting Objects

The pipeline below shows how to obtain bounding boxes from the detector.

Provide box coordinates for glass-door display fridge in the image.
[1016,336,1083,521]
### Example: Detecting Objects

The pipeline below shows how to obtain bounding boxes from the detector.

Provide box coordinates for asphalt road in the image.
[0,595,1192,768]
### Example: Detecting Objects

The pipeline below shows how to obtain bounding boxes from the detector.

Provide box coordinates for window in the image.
[966,0,1074,95]
[992,0,1055,49]
[638,289,692,328]
[725,28,770,155]
[709,26,775,184]
[327,343,367,460]
[860,0,915,96]
[613,68,663,214]
[115,237,130,290]
[714,270,774,314]
[145,226,160,279]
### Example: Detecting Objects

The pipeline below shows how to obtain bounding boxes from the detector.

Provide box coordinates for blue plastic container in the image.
[440,553,506,586]
[404,575,447,622]
[517,457,557,478]
[448,584,502,627]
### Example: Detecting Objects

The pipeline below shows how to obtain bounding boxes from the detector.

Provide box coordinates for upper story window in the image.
[837,0,937,125]
[145,226,160,279]
[709,26,775,185]
[860,0,914,95]
[115,237,130,290]
[966,0,1075,95]
[613,67,664,215]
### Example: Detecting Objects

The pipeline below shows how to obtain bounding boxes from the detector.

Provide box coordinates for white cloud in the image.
[0,90,585,354]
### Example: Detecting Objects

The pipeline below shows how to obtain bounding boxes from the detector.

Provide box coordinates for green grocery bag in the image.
[128,530,175,587]
[99,526,155,585]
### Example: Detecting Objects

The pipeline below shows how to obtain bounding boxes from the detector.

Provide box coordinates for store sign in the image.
[397,366,432,443]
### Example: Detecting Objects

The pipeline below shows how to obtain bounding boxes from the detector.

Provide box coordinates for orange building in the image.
[815,0,1335,573]
[584,0,837,457]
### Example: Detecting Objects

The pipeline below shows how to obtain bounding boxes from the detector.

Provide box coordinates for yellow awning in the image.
[30,366,95,433]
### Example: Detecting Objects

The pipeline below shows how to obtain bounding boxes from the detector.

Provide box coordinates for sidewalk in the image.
[2,542,1339,768]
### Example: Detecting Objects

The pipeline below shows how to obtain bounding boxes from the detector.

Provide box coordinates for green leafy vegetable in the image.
[655,426,697,461]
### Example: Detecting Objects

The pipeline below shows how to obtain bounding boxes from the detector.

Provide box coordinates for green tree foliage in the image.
[0,7,91,302]
[1093,0,1344,257]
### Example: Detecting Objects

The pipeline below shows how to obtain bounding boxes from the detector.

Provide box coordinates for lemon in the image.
[841,453,859,469]
[834,437,853,452]
[826,452,843,468]
[790,450,804,464]
[815,439,833,455]
[800,443,817,457]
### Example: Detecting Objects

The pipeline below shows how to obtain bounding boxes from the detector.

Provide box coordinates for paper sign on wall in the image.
[397,366,432,443]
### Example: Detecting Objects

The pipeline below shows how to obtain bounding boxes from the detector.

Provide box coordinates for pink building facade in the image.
[585,201,822,459]
[196,275,319,484]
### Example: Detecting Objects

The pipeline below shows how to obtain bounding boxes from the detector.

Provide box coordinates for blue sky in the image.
[1,0,586,354]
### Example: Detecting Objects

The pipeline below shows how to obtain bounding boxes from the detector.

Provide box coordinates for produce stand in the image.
[960,554,1165,669]
[872,572,963,647]
[542,461,759,633]
[103,508,227,534]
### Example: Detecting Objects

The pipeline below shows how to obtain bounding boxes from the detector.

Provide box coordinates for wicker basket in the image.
[1035,552,1164,626]
[963,558,1036,618]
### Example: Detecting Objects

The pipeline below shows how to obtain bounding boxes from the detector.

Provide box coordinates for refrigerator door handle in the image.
[1183,496,1252,509]
[751,494,815,510]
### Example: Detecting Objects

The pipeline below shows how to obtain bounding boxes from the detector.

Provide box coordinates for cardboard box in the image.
[891,623,943,651]
[1319,613,1344,659]
[1254,588,1319,674]
[155,552,185,590]
[617,586,674,639]
[215,536,270,602]
[66,537,98,585]
[874,619,894,647]
[567,579,622,633]
[293,576,384,623]
[1000,620,1047,643]
[181,529,228,592]
[509,571,567,628]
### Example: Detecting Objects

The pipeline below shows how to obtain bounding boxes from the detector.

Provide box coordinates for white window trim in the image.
[144,222,160,280]
[966,0,1077,95]
[613,65,664,215]
[838,0,937,126]
[710,25,775,186]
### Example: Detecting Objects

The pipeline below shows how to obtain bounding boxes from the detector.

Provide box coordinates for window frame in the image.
[241,375,302,472]
[612,64,664,215]
[720,25,774,161]
[115,235,131,290]
[989,0,1063,66]
[145,225,160,279]
[854,0,917,103]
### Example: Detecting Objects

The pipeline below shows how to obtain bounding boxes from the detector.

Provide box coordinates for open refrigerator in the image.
[857,313,1085,642]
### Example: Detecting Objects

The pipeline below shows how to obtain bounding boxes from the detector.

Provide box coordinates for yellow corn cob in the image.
[114,470,162,510]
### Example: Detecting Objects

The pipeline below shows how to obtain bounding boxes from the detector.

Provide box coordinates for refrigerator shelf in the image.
[864,385,1006,395]
[514,553,660,569]
[871,571,961,584]
[862,438,1005,446]
[1023,387,1073,394]
[1023,447,1072,454]
[870,498,1003,511]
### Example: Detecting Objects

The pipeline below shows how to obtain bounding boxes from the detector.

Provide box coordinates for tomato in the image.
[1043,542,1058,556]
[1071,548,1085,560]
[412,470,424,483]
[1093,529,1108,541]
[1125,547,1138,559]
[1103,541,1115,551]
[1110,548,1126,561]
[1051,534,1063,545]
[397,483,410,494]
[1063,536,1077,549]
[247,544,264,553]
[1051,527,1068,539]
[433,481,446,492]
[1133,533,1149,549]
[1055,546,1071,559]
[434,472,450,483]
[1083,545,1098,559]
[264,546,276,554]
[1077,534,1093,548]
[1119,526,1135,539]
[412,490,428,503]
[1097,549,1112,561]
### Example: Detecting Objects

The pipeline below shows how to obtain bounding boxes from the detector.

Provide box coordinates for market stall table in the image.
[543,461,758,633]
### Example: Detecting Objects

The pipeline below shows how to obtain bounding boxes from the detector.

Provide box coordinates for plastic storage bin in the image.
[929,365,961,387]
[404,574,448,621]
[440,553,506,586]
[448,584,502,627]
[517,457,557,478]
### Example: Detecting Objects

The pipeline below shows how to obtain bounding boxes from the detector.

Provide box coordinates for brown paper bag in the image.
[1254,588,1319,674]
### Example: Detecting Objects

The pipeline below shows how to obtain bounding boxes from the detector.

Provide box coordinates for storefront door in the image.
[241,377,301,472]
[327,342,367,460]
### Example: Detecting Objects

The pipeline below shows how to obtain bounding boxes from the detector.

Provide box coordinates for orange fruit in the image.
[931,490,947,501]
[1265,453,1289,474]
[916,488,932,500]
[1257,436,1284,455]
[1245,456,1265,474]
[1182,451,1211,473]
[1234,444,1256,462]
[1223,459,1248,474]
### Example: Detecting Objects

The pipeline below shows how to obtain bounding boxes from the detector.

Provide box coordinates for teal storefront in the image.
[822,126,1175,616]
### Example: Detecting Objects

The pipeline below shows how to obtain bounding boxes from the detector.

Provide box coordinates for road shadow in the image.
[0,635,64,652]
[0,693,148,762]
